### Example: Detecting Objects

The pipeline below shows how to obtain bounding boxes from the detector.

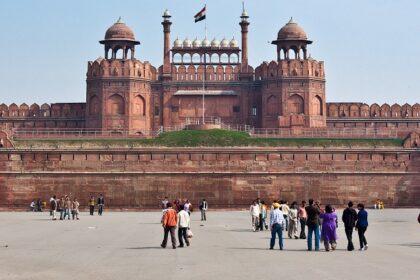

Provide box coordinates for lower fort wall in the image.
[0,148,419,209]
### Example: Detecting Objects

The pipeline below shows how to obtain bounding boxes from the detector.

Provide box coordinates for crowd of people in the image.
[374,199,385,209]
[48,195,80,220]
[46,194,105,220]
[159,197,208,249]
[251,198,369,252]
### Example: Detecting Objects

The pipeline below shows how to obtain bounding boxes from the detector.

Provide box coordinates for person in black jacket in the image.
[342,201,358,251]
[97,194,105,216]
[305,199,321,251]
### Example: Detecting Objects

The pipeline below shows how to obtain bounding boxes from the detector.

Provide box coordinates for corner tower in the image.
[86,18,156,134]
[256,18,326,128]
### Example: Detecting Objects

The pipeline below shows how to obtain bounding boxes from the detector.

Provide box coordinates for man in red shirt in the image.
[161,202,178,249]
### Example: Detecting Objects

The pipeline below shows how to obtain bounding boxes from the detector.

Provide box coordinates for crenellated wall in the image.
[0,147,418,209]
[0,103,86,130]
[255,59,325,80]
[327,102,420,118]
[86,58,157,80]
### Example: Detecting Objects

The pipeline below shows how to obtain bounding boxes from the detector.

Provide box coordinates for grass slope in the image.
[13,129,403,148]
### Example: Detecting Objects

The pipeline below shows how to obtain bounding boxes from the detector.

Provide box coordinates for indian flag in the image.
[194,6,206,22]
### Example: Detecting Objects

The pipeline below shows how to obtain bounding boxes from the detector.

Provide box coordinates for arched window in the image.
[133,95,146,116]
[107,94,125,115]
[115,47,124,59]
[312,96,323,116]
[89,96,100,116]
[287,94,304,114]
[267,95,278,116]
[173,53,182,63]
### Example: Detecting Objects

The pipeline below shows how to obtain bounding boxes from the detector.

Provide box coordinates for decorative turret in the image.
[100,17,140,60]
[272,18,312,60]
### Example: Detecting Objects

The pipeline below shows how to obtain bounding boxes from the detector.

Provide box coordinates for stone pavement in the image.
[0,209,419,280]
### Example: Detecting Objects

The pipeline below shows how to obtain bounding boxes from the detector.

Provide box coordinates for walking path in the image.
[0,209,419,280]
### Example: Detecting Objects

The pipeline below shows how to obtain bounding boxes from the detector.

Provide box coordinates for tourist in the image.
[59,196,65,220]
[184,199,192,215]
[342,201,358,251]
[50,195,57,220]
[63,196,71,220]
[173,199,181,212]
[161,196,169,210]
[177,204,191,247]
[49,196,55,216]
[356,203,369,251]
[161,202,178,249]
[320,204,338,251]
[89,196,95,215]
[305,199,321,251]
[199,198,208,221]
[30,201,35,212]
[259,201,268,230]
[269,202,285,250]
[72,198,80,220]
[250,200,260,232]
[298,200,307,239]
[288,201,299,239]
[270,200,278,211]
[280,201,290,232]
[36,198,42,212]
[257,198,262,230]
[97,194,105,216]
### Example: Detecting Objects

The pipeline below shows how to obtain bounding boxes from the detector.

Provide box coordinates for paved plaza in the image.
[0,209,419,280]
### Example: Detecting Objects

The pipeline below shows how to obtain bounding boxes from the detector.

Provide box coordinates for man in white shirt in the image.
[250,200,261,232]
[177,204,191,247]
[199,198,208,221]
[280,201,290,232]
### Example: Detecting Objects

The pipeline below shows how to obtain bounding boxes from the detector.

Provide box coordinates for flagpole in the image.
[202,4,207,124]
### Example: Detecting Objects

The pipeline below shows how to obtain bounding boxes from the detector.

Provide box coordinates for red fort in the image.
[0,9,419,209]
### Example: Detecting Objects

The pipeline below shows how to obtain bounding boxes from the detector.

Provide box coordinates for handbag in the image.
[187,229,193,238]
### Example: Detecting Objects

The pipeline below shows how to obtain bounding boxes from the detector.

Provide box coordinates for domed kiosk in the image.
[100,17,140,60]
[272,18,312,60]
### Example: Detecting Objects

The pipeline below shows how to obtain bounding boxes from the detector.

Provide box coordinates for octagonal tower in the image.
[256,18,326,128]
[85,18,156,134]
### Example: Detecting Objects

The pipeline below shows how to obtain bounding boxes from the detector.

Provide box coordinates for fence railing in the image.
[250,127,401,139]
[10,123,409,140]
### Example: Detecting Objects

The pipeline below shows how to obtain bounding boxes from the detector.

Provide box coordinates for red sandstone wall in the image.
[0,148,419,209]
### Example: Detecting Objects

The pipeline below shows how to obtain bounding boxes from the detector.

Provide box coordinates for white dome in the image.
[229,37,238,48]
[220,38,229,48]
[163,9,171,17]
[183,38,192,48]
[192,38,202,48]
[173,37,182,48]
[211,38,220,48]
[202,38,210,47]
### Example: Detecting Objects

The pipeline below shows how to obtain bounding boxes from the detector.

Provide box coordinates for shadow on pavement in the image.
[125,246,162,250]
[389,243,420,248]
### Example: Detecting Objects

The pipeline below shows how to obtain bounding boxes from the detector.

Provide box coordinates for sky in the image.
[0,0,419,105]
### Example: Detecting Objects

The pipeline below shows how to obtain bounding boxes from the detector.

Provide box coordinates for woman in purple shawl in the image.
[320,204,338,251]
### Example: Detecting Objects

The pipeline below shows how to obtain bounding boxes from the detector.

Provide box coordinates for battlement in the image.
[0,102,85,118]
[255,59,325,81]
[87,58,157,80]
[327,103,420,118]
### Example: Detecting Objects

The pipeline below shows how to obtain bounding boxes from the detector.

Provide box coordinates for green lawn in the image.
[12,129,403,148]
